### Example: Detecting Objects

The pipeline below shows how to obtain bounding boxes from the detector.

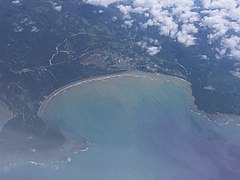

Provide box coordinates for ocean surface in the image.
[1,73,240,180]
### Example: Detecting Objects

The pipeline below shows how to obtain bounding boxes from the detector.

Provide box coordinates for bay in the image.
[2,72,240,180]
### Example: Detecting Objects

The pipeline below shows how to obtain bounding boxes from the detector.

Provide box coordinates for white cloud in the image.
[49,1,62,12]
[221,36,240,58]
[53,4,62,12]
[31,26,40,33]
[203,0,238,10]
[85,0,240,60]
[231,68,240,79]
[124,20,134,27]
[147,46,161,56]
[177,31,196,46]
[137,41,147,49]
[117,5,132,19]
[117,0,199,46]
[84,0,119,7]
[12,0,21,5]
[112,16,117,21]
[177,24,198,46]
[137,40,161,56]
[199,55,209,60]
[201,0,240,59]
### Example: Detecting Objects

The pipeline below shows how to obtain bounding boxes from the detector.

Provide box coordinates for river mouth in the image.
[2,72,240,180]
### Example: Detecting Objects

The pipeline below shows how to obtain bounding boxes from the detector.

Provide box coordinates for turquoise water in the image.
[2,74,240,180]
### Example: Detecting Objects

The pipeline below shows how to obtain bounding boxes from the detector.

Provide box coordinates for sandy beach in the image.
[37,71,194,117]
[39,70,240,127]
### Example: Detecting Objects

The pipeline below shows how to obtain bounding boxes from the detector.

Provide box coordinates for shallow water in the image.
[2,74,240,180]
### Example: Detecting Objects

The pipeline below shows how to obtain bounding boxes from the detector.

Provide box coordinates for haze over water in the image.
[0,102,12,130]
[1,73,240,180]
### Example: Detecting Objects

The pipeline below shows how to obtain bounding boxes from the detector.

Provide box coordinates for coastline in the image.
[37,71,194,117]
[0,130,91,173]
[39,70,240,127]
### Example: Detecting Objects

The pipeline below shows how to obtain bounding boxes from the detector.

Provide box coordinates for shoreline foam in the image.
[37,71,193,117]
[37,70,240,128]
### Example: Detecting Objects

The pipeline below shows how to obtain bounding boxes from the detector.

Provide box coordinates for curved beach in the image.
[38,71,195,117]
